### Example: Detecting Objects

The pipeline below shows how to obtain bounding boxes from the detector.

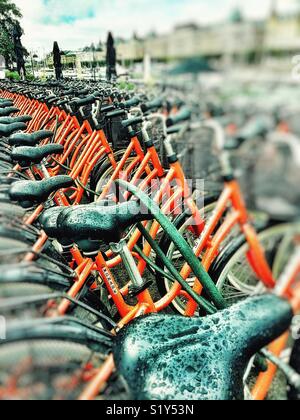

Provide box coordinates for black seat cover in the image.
[0,122,27,137]
[0,107,19,117]
[0,101,14,108]
[57,200,154,244]
[9,130,53,147]
[0,262,71,291]
[114,294,293,401]
[39,207,73,246]
[11,144,64,166]
[0,152,12,164]
[0,116,32,125]
[9,175,74,208]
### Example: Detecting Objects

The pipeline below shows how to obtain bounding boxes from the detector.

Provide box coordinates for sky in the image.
[13,0,300,54]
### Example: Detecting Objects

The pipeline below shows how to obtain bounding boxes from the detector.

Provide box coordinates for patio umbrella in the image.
[106,32,117,81]
[13,23,26,78]
[53,41,63,80]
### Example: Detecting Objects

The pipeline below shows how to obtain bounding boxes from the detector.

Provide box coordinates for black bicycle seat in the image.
[9,130,53,147]
[0,122,27,137]
[0,101,14,108]
[0,262,71,291]
[9,175,74,208]
[57,200,154,245]
[114,294,293,400]
[11,144,64,167]
[0,107,19,117]
[39,206,73,246]
[0,116,32,125]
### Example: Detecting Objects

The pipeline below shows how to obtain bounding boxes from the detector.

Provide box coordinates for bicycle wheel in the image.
[89,150,130,201]
[288,338,300,400]
[0,227,68,265]
[212,222,300,305]
[0,320,125,401]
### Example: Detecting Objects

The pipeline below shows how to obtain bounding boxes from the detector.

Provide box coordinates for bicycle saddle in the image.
[0,122,27,137]
[114,294,293,401]
[9,175,74,208]
[0,262,71,291]
[9,130,53,147]
[0,107,19,117]
[39,206,73,246]
[0,101,14,108]
[57,200,154,245]
[11,144,64,167]
[0,115,32,125]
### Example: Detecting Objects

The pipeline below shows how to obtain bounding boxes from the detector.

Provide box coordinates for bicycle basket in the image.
[175,127,222,190]
[238,138,300,219]
[108,116,131,150]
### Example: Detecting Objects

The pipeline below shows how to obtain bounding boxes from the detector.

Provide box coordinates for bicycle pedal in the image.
[128,281,153,298]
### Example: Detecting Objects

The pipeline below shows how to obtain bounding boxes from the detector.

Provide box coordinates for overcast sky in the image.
[13,0,300,53]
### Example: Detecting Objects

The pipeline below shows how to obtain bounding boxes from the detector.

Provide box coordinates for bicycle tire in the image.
[0,319,124,401]
[89,150,126,201]
[288,339,300,400]
[211,222,300,304]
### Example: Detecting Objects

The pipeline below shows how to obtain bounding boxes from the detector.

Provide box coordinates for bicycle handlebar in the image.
[119,97,141,109]
[166,108,191,127]
[141,98,164,113]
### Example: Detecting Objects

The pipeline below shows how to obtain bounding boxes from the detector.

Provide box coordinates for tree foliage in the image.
[0,0,25,69]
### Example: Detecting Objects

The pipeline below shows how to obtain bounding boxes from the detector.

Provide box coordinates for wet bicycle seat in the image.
[0,107,19,117]
[39,206,73,246]
[9,130,53,147]
[0,101,14,108]
[0,152,12,164]
[114,294,293,400]
[9,175,74,208]
[57,200,155,245]
[11,144,64,167]
[0,115,32,125]
[0,262,71,291]
[0,122,27,137]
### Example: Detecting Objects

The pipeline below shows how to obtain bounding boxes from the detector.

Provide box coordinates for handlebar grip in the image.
[166,124,188,135]
[75,88,89,96]
[72,95,96,108]
[48,96,60,104]
[120,97,141,109]
[0,107,19,117]
[141,98,164,113]
[106,109,127,119]
[56,99,69,107]
[45,95,57,102]
[166,108,192,127]
[92,91,102,98]
[121,117,144,129]
[101,105,115,113]
[0,101,14,109]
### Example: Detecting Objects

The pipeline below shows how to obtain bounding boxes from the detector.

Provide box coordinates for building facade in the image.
[46,3,300,68]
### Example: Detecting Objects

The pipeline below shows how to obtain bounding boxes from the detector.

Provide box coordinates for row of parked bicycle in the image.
[0,78,299,400]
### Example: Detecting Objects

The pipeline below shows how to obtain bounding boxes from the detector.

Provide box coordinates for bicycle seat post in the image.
[39,160,51,179]
[110,239,151,296]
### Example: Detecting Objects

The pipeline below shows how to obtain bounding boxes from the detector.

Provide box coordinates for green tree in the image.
[0,0,23,69]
